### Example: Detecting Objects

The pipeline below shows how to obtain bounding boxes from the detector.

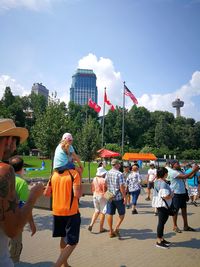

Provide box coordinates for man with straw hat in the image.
[0,119,44,267]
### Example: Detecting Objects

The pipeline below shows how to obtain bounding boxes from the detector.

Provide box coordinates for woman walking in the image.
[88,167,107,233]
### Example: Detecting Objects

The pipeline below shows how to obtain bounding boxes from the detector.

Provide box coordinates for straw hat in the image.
[0,119,29,144]
[96,167,107,177]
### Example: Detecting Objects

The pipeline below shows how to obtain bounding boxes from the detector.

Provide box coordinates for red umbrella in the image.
[98,148,120,158]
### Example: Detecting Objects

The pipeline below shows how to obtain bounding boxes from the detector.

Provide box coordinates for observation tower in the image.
[172,98,184,117]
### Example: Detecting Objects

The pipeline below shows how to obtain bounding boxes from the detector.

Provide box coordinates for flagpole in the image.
[101,87,106,147]
[121,82,125,156]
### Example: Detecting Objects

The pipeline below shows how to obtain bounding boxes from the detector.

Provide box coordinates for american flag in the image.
[124,85,138,105]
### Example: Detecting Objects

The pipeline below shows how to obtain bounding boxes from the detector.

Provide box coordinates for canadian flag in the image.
[88,98,101,113]
[104,91,115,111]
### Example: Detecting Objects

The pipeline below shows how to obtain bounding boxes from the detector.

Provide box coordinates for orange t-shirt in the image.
[51,169,81,216]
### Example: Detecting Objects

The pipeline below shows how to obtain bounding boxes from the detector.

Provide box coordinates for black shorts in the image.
[53,213,81,245]
[172,194,187,210]
[147,182,154,189]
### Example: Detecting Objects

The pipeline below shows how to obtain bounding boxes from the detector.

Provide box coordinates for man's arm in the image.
[1,182,44,238]
[177,166,199,180]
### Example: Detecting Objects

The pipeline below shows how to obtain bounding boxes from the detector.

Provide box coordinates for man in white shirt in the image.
[146,163,157,201]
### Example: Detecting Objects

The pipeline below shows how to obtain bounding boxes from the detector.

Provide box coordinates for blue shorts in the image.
[106,199,125,216]
[53,213,81,245]
[172,194,186,210]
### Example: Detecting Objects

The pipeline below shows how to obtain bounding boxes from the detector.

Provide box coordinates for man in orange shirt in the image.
[51,168,82,267]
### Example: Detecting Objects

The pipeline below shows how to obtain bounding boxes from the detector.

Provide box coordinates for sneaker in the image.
[88,225,92,232]
[156,242,169,249]
[162,239,171,246]
[145,197,150,201]
[154,212,158,216]
[132,209,138,214]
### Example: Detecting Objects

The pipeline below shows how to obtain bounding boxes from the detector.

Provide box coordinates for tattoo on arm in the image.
[0,179,9,198]
[0,200,5,221]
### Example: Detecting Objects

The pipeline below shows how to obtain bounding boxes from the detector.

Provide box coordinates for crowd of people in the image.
[0,118,200,267]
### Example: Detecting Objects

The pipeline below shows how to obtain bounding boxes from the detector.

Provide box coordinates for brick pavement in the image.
[16,194,200,267]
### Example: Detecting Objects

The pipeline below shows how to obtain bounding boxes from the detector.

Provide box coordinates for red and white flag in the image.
[104,91,115,111]
[124,85,138,105]
[88,98,101,113]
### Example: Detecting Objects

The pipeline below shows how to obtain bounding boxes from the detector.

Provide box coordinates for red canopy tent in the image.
[97,148,120,158]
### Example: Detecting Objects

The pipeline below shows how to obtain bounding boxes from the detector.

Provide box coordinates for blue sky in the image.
[0,0,200,120]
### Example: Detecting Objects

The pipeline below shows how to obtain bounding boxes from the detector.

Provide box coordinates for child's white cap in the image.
[62,133,73,141]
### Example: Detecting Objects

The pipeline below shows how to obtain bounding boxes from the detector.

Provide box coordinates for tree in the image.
[32,100,68,159]
[76,116,101,181]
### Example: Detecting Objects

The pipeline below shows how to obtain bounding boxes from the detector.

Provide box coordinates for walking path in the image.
[16,194,200,267]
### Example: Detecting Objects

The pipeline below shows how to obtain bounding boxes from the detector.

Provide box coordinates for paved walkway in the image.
[16,194,200,267]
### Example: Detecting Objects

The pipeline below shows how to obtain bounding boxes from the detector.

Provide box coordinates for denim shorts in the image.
[106,199,125,215]
[53,213,81,245]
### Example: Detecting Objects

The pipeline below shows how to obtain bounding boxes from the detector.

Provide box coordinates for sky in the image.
[0,0,200,121]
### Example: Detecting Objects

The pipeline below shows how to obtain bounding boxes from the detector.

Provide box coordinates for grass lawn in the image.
[23,156,107,180]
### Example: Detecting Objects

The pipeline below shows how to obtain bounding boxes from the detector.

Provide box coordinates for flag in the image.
[110,105,115,111]
[88,98,101,113]
[104,91,115,111]
[104,91,111,105]
[124,85,138,105]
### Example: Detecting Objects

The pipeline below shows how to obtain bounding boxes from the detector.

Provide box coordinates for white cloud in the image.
[0,75,29,98]
[78,53,122,112]
[138,71,200,120]
[0,0,53,11]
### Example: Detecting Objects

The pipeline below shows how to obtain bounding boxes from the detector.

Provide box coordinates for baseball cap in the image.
[96,167,107,177]
[111,159,120,166]
[62,133,73,141]
[170,159,179,166]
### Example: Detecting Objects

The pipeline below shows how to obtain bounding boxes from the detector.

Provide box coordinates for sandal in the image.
[110,232,117,238]
[173,227,182,233]
[88,225,92,232]
[183,226,196,231]
[114,229,120,237]
[99,228,107,233]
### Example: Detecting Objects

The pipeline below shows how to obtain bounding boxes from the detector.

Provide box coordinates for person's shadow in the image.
[15,261,53,267]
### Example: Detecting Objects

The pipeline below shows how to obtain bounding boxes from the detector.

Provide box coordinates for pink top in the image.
[92,176,107,197]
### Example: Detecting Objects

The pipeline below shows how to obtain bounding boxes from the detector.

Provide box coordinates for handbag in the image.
[162,198,177,216]
[104,190,115,201]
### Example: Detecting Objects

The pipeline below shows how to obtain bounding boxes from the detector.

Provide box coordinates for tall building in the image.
[31,83,49,101]
[70,69,98,105]
[172,98,184,117]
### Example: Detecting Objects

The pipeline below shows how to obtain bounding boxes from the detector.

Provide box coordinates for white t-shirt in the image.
[148,168,157,182]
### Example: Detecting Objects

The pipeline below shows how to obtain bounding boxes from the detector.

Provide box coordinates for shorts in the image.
[53,213,81,245]
[147,182,154,189]
[172,194,187,210]
[93,195,107,214]
[106,199,125,216]
[188,186,198,197]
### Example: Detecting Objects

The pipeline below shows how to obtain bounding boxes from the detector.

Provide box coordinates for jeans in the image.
[130,189,141,205]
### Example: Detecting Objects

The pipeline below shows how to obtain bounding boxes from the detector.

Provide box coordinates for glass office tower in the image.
[70,69,98,105]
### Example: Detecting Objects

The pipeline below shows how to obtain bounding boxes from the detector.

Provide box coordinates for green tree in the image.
[32,100,68,159]
[76,116,101,181]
